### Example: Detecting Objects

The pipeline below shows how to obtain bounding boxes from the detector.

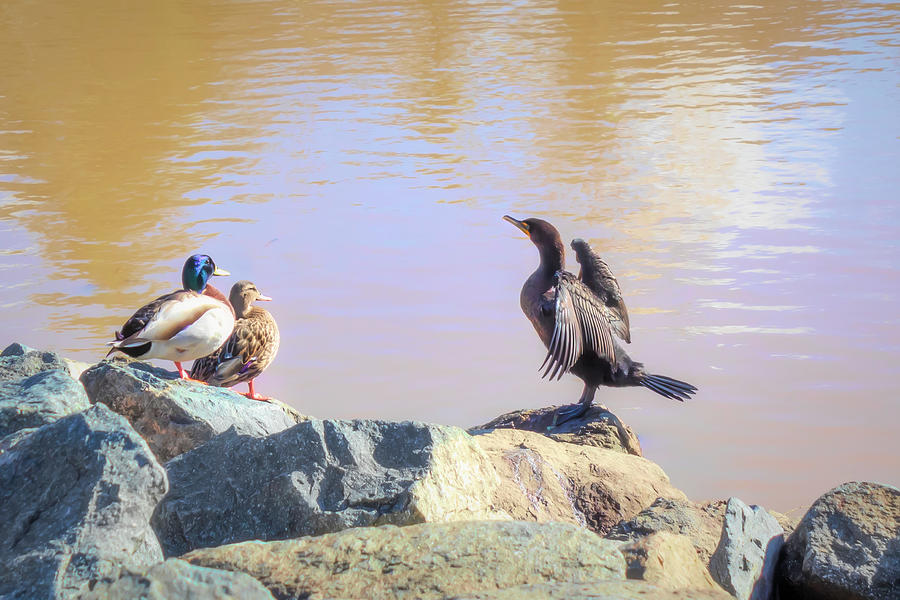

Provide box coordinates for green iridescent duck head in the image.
[181,254,229,292]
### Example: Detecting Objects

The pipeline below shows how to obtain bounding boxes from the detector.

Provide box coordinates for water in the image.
[1,0,898,513]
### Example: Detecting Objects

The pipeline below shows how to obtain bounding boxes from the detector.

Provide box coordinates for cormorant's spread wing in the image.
[541,271,617,380]
[571,239,631,343]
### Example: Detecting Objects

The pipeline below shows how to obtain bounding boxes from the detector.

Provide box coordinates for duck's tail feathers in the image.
[639,373,697,402]
[105,337,151,359]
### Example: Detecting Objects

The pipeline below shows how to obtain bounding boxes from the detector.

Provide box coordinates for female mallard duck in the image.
[106,254,235,380]
[503,215,697,425]
[189,280,280,401]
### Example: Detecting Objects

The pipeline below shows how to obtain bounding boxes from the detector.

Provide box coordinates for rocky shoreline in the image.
[0,342,897,600]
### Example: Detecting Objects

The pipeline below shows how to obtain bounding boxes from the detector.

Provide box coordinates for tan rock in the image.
[471,405,642,456]
[607,498,726,564]
[608,497,798,567]
[473,428,686,535]
[453,579,733,599]
[79,559,275,600]
[619,532,724,592]
[184,521,626,600]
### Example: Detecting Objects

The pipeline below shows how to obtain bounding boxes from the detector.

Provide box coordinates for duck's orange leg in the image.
[174,362,208,384]
[240,380,271,401]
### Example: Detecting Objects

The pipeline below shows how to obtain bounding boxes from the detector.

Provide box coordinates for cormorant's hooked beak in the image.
[503,215,531,238]
[212,267,230,276]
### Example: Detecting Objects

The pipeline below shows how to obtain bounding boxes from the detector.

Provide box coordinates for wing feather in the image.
[571,239,631,343]
[113,291,227,348]
[540,271,617,380]
[190,307,280,387]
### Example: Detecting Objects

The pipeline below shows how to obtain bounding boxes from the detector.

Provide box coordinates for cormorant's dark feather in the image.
[571,238,631,343]
[541,271,616,380]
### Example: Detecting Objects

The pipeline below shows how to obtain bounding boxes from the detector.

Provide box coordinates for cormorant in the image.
[503,216,697,424]
[190,280,280,401]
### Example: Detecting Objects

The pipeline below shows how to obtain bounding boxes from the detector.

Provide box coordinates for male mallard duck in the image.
[189,280,280,400]
[106,254,235,380]
[503,216,697,425]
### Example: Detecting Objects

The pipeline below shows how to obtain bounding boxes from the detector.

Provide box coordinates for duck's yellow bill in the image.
[212,267,230,276]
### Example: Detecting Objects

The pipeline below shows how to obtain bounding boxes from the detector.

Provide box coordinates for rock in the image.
[777,481,900,600]
[0,404,168,599]
[709,497,784,600]
[0,369,90,437]
[0,342,76,381]
[80,358,302,462]
[470,404,642,456]
[184,521,626,600]
[473,428,685,535]
[770,508,799,537]
[0,427,36,455]
[79,559,275,600]
[153,419,507,556]
[620,531,724,592]
[62,358,93,381]
[453,579,733,599]
[607,497,791,568]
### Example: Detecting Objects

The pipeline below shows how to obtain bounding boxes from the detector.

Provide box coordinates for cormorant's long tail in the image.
[639,374,697,402]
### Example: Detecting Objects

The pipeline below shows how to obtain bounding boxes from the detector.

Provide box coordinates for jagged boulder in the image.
[153,419,507,556]
[0,404,168,599]
[80,358,302,462]
[471,404,642,456]
[620,531,725,592]
[473,428,685,534]
[79,559,274,600]
[184,521,626,600]
[0,369,90,437]
[710,497,784,600]
[0,342,77,381]
[777,481,899,600]
[607,497,795,567]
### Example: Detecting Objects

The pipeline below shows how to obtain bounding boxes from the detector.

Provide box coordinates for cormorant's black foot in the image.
[549,402,591,430]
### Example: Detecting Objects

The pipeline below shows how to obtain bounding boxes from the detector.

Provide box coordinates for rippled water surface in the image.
[2,0,898,511]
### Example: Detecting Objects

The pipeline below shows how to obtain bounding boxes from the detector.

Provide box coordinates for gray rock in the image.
[607,497,795,568]
[153,419,506,556]
[79,559,274,600]
[777,481,900,600]
[470,404,642,456]
[0,342,72,381]
[80,358,302,462]
[0,369,90,437]
[0,404,168,599]
[606,497,729,565]
[184,521,626,600]
[0,427,36,455]
[709,497,784,600]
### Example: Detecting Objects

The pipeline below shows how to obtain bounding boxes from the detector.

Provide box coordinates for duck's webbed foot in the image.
[549,383,597,430]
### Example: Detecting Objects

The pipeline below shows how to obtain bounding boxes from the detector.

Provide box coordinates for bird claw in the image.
[548,402,590,431]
